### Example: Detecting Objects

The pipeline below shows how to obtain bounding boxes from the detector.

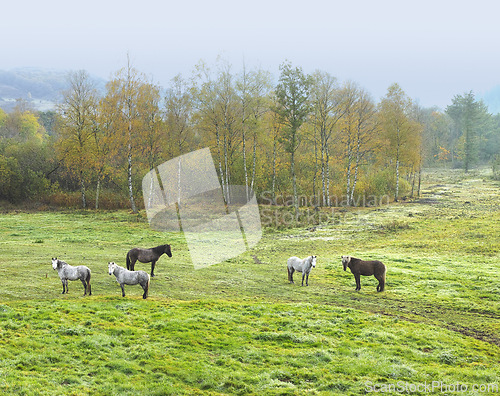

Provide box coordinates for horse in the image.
[126,244,172,277]
[287,255,317,286]
[51,258,92,296]
[108,261,150,299]
[341,255,386,292]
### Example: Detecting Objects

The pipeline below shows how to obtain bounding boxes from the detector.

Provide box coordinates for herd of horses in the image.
[51,244,172,299]
[51,244,387,299]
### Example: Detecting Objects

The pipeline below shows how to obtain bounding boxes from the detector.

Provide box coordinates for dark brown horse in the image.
[342,255,386,292]
[126,244,172,277]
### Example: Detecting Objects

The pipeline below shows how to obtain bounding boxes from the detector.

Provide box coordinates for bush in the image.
[349,168,411,206]
[492,155,500,180]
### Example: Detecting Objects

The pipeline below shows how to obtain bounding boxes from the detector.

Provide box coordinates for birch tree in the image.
[379,83,422,202]
[236,66,271,198]
[104,57,146,213]
[338,82,378,206]
[193,60,240,203]
[310,71,344,206]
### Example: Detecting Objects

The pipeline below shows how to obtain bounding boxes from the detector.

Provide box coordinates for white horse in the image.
[51,258,92,296]
[287,255,317,286]
[108,262,150,299]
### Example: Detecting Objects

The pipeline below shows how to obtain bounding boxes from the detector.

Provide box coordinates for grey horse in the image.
[108,261,150,299]
[287,255,317,286]
[51,258,92,296]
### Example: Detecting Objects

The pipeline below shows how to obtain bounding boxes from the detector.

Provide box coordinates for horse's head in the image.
[108,261,117,275]
[165,244,172,257]
[51,258,58,270]
[341,255,351,271]
[311,255,317,268]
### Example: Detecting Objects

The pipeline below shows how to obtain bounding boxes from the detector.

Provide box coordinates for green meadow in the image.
[0,169,499,395]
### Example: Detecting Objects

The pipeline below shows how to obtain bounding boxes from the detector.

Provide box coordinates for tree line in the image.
[1,58,499,215]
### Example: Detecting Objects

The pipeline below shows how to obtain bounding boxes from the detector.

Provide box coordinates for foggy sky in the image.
[2,0,499,109]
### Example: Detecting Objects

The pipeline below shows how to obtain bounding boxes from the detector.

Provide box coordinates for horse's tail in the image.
[87,269,92,295]
[126,251,131,270]
[379,265,386,292]
[143,275,150,299]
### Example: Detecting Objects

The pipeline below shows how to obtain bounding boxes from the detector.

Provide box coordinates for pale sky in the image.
[2,0,499,109]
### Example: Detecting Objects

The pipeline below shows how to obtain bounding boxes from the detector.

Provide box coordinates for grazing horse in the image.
[126,244,172,277]
[342,255,386,292]
[108,261,150,299]
[51,258,92,296]
[287,255,317,286]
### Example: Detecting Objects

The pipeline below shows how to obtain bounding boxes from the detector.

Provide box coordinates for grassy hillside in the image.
[0,168,498,395]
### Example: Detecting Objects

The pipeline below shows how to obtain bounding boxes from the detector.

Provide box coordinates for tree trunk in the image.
[312,125,318,207]
[215,126,226,202]
[80,173,87,209]
[291,149,298,221]
[272,133,277,205]
[128,146,137,213]
[395,158,400,202]
[242,125,248,199]
[350,132,362,206]
[321,131,326,207]
[95,177,100,210]
[250,131,257,195]
[417,164,422,197]
[346,140,352,207]
[325,143,331,206]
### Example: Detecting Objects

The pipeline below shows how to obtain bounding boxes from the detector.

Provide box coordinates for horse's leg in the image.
[376,274,385,292]
[150,260,156,277]
[80,279,87,296]
[61,279,66,294]
[301,272,305,286]
[354,274,361,291]
[120,284,126,297]
[305,272,309,286]
[141,281,148,299]
[87,274,92,296]
[289,268,295,284]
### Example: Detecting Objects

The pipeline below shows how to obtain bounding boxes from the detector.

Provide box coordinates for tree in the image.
[236,65,272,199]
[274,61,313,220]
[446,91,490,172]
[379,83,422,201]
[310,71,344,206]
[104,57,148,213]
[57,70,98,208]
[192,59,240,203]
[338,82,378,205]
[165,74,195,158]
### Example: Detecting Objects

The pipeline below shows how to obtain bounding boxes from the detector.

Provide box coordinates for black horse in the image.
[126,244,172,277]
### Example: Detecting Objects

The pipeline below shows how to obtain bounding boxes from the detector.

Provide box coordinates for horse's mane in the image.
[55,259,68,268]
[152,244,169,254]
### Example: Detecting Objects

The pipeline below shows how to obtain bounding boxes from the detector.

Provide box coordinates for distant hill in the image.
[0,68,106,112]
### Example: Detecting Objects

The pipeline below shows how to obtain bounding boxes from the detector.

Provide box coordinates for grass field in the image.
[0,168,499,395]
